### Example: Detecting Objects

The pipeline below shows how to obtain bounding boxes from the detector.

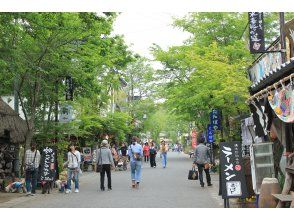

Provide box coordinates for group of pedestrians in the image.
[24,135,211,196]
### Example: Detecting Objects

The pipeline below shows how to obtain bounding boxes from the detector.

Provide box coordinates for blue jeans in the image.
[130,161,142,183]
[25,169,38,193]
[162,153,167,167]
[67,168,79,190]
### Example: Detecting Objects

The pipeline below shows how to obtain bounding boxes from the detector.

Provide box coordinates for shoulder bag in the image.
[26,150,37,171]
[96,148,103,172]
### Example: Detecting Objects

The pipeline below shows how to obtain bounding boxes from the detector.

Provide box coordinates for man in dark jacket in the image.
[193,134,212,187]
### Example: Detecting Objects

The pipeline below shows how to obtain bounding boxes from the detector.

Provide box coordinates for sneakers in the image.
[74,189,79,193]
[207,183,213,187]
[65,189,71,194]
[26,192,31,196]
[30,193,36,196]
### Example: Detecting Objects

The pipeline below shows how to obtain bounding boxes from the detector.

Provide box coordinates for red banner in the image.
[191,129,197,149]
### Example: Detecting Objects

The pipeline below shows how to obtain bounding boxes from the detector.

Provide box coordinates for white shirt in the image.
[67,150,81,168]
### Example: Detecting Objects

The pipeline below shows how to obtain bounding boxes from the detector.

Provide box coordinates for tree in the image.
[0,12,134,149]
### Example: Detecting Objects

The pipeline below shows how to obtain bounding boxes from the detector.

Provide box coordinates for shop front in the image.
[245,18,294,208]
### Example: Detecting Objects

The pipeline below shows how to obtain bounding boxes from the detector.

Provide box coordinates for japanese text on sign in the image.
[65,76,73,101]
[40,147,56,181]
[220,142,248,199]
[210,109,221,130]
[248,12,265,53]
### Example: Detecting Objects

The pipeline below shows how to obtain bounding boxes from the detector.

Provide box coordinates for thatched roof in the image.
[0,98,28,143]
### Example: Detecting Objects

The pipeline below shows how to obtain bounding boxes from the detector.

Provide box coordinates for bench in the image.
[272,194,294,208]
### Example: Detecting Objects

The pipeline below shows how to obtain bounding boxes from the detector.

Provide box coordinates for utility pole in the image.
[279,12,291,155]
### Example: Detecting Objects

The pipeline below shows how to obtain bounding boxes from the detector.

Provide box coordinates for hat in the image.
[101,140,109,146]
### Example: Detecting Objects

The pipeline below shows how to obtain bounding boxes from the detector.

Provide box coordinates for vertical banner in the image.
[248,12,265,53]
[65,76,73,101]
[207,124,214,143]
[210,109,221,130]
[59,104,73,123]
[83,147,92,162]
[191,129,197,149]
[220,142,248,199]
[40,147,57,182]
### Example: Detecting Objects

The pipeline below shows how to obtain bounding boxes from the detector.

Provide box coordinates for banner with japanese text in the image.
[40,146,57,182]
[220,142,248,199]
[248,12,265,53]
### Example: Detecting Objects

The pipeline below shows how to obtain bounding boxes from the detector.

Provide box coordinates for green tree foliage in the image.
[0,12,134,148]
[152,12,254,140]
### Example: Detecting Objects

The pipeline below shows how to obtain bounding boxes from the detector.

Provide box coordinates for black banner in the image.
[65,76,73,101]
[248,12,265,53]
[40,146,57,181]
[220,142,248,199]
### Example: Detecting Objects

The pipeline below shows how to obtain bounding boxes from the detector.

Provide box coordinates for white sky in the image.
[113,12,191,68]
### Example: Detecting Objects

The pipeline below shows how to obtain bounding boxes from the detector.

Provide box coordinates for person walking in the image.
[193,134,212,187]
[111,144,119,168]
[96,140,114,191]
[143,142,150,162]
[65,144,81,193]
[160,140,168,168]
[24,141,41,196]
[128,136,143,189]
[119,142,128,170]
[149,142,157,168]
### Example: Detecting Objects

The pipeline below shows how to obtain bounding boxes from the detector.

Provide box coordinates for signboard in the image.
[207,124,214,143]
[191,129,197,149]
[210,109,221,130]
[248,12,265,53]
[59,104,73,123]
[83,147,92,162]
[65,76,74,101]
[220,142,248,199]
[40,147,57,181]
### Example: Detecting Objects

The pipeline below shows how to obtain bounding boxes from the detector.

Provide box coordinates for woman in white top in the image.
[66,144,81,193]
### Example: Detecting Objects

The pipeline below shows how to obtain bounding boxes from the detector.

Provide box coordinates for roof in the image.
[0,98,28,143]
[249,57,294,94]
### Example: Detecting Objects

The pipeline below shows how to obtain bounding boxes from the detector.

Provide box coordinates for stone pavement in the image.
[0,152,223,208]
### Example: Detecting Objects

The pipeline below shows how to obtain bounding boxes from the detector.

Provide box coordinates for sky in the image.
[113,12,192,68]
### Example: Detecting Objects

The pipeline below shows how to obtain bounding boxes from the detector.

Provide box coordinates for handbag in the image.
[26,151,37,171]
[188,167,198,180]
[204,163,210,170]
[96,148,102,173]
[131,146,142,161]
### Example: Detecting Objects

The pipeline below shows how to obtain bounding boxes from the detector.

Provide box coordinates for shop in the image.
[245,18,294,207]
[0,98,27,188]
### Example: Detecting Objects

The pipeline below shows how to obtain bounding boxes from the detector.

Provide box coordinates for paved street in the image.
[0,152,222,208]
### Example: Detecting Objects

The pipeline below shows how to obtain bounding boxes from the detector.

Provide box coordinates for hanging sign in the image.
[59,104,73,123]
[220,142,248,199]
[65,76,74,101]
[207,124,214,143]
[210,109,221,130]
[248,12,265,53]
[40,146,57,182]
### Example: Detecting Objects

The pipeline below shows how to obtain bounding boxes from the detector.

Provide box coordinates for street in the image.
[0,152,222,208]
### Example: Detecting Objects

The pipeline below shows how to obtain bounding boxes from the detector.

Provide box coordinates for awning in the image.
[249,57,294,94]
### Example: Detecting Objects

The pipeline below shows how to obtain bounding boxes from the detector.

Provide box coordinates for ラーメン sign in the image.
[220,142,248,199]
[248,12,265,53]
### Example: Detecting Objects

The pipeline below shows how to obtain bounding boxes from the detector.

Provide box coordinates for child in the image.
[5,178,26,193]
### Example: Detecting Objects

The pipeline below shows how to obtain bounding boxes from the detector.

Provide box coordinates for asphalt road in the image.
[0,152,222,208]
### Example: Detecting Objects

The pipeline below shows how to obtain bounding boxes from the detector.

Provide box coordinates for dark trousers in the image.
[150,155,156,167]
[197,164,211,186]
[144,155,149,162]
[100,164,111,189]
[25,169,38,193]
